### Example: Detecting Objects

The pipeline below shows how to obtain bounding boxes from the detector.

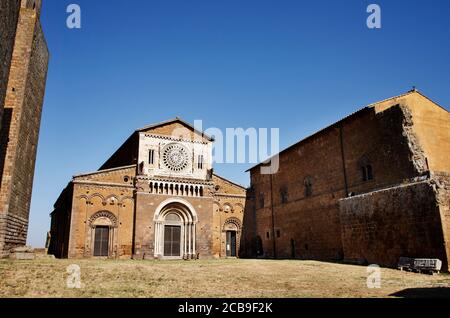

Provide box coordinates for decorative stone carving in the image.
[88,211,118,228]
[162,143,190,172]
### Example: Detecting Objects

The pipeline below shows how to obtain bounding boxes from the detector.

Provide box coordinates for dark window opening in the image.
[362,164,374,181]
[280,186,288,204]
[304,177,313,197]
[304,244,309,251]
[276,230,281,238]
[256,236,264,256]
[266,231,270,239]
[259,194,265,209]
[198,155,204,169]
[149,149,155,165]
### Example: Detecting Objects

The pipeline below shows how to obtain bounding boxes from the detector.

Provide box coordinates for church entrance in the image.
[164,225,181,257]
[154,199,198,259]
[93,226,109,257]
[226,230,237,257]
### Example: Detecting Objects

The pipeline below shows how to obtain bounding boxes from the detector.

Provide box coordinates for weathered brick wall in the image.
[0,0,21,125]
[48,183,73,258]
[339,180,447,270]
[65,166,136,259]
[243,92,445,261]
[211,174,246,257]
[0,1,49,257]
[372,91,450,173]
[133,189,215,259]
[434,173,450,271]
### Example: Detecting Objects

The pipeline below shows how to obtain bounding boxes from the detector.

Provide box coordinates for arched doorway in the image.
[153,199,198,259]
[87,211,118,258]
[223,217,242,258]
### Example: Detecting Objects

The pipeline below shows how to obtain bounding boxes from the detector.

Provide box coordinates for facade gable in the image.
[138,119,212,144]
[74,165,136,185]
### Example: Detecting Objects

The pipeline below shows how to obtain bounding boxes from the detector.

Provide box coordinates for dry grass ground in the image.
[0,258,449,298]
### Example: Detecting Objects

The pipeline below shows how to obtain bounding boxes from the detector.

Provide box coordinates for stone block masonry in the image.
[340,180,448,270]
[0,0,21,128]
[0,0,49,257]
[242,90,450,271]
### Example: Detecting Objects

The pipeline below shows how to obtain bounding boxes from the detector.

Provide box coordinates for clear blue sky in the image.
[28,0,450,247]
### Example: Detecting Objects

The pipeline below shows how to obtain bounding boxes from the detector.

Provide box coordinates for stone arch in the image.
[76,194,89,201]
[153,198,198,259]
[153,198,198,223]
[222,217,242,232]
[86,210,118,259]
[222,217,243,258]
[89,193,106,205]
[88,210,118,228]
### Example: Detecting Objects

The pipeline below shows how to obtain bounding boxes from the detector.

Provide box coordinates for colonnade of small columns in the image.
[149,181,204,197]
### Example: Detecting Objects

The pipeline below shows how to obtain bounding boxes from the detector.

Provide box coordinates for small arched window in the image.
[359,155,374,182]
[304,176,313,197]
[259,193,265,209]
[362,164,374,181]
[280,186,289,204]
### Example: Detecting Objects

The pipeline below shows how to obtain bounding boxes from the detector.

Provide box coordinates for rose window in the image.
[162,143,190,172]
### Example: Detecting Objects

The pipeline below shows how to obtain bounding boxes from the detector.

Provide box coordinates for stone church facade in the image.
[49,118,246,259]
[0,0,49,257]
[241,90,450,271]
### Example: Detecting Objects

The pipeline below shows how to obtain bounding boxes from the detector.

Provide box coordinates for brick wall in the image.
[242,93,445,262]
[339,180,447,270]
[0,0,21,126]
[0,0,49,256]
[434,173,450,271]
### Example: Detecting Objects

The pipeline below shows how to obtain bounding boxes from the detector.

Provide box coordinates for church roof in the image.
[136,117,214,141]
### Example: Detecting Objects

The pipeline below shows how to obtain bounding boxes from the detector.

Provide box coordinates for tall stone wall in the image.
[339,180,448,270]
[0,0,21,125]
[0,1,49,257]
[433,173,450,271]
[242,102,425,260]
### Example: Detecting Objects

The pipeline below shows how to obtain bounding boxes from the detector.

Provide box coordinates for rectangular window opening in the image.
[198,155,204,169]
[149,149,155,165]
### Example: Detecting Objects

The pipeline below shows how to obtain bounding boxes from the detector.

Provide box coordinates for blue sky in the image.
[28,0,450,247]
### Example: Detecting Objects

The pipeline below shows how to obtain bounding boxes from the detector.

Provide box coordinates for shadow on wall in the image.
[390,288,450,298]
[0,108,12,183]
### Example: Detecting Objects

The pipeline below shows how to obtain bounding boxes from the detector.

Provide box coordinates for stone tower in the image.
[0,0,49,257]
[0,0,21,125]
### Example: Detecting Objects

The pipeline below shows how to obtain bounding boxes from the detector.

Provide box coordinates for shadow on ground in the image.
[390,288,450,298]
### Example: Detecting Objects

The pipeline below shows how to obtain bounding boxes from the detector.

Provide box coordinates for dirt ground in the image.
[0,258,449,298]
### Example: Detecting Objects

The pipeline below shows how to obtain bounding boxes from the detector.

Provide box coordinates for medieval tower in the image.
[0,0,49,257]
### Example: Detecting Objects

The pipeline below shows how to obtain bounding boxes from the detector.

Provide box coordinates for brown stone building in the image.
[0,0,49,257]
[241,90,450,271]
[49,118,246,259]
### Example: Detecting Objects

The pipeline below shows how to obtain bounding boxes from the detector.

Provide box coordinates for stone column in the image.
[193,223,196,257]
